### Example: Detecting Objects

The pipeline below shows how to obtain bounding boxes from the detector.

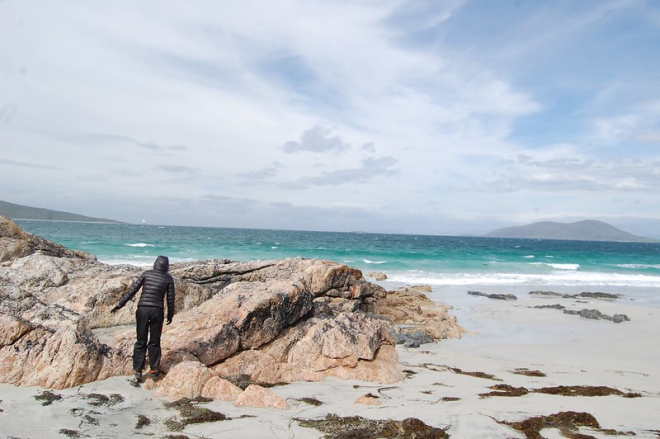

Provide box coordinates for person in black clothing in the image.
[111,255,175,381]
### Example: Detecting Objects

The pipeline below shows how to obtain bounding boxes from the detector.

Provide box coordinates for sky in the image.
[2,0,660,237]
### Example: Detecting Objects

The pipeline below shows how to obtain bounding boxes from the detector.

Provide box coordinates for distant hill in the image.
[0,200,121,223]
[485,220,656,243]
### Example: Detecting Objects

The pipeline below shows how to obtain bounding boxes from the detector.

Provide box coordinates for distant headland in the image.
[486,220,657,243]
[0,200,122,224]
[2,200,657,242]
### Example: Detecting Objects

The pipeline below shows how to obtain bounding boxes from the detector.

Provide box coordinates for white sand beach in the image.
[1,283,659,438]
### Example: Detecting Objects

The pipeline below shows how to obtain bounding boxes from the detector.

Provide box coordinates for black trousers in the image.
[133,306,164,372]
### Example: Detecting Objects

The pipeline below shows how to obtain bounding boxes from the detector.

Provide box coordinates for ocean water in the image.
[15,220,660,304]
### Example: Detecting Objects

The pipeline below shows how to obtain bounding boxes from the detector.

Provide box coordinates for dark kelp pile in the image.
[81,392,125,407]
[163,397,229,432]
[511,368,546,377]
[295,396,324,406]
[498,411,636,438]
[34,390,63,406]
[448,367,500,380]
[296,413,449,438]
[480,384,642,398]
[135,414,151,429]
[415,363,501,380]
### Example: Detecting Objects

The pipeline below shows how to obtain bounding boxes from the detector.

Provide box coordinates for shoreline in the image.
[1,282,658,438]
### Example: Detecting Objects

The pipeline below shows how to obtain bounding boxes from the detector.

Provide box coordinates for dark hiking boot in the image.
[150,370,160,380]
[134,371,142,382]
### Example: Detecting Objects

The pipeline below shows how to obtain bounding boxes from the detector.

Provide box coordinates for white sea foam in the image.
[546,263,580,270]
[614,264,660,270]
[102,256,197,267]
[125,243,154,248]
[102,258,152,267]
[523,255,535,259]
[387,270,660,288]
[530,262,580,270]
[363,259,388,264]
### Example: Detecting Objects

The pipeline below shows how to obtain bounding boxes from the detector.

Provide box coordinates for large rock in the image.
[0,218,460,395]
[0,215,95,263]
[214,312,403,384]
[202,376,244,401]
[0,320,130,389]
[155,361,218,399]
[234,384,290,410]
[375,285,465,340]
[157,279,313,367]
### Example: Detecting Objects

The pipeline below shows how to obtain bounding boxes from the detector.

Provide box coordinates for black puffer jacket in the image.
[118,255,176,320]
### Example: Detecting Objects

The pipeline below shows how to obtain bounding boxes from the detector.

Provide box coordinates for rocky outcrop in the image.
[529,291,622,300]
[2,217,465,394]
[0,215,95,263]
[234,385,290,410]
[0,319,131,388]
[528,289,629,323]
[468,290,517,300]
[563,308,630,323]
[355,393,382,405]
[213,312,403,384]
[375,285,465,342]
[368,271,388,281]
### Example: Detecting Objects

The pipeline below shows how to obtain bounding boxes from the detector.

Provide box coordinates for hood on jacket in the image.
[153,255,169,272]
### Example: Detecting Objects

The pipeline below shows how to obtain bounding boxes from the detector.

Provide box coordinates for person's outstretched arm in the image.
[111,273,145,313]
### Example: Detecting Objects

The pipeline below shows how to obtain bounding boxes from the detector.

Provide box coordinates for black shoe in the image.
[134,371,142,381]
[150,370,160,380]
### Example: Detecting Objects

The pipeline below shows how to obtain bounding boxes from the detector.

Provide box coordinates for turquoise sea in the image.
[16,220,660,301]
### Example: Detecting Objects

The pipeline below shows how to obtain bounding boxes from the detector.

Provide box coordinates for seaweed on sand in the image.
[447,366,500,381]
[58,429,82,438]
[480,384,642,399]
[295,397,324,406]
[34,390,63,406]
[402,369,417,379]
[480,384,529,398]
[416,363,501,380]
[135,414,151,429]
[163,397,228,432]
[81,393,125,407]
[498,411,635,439]
[296,413,450,439]
[81,414,99,426]
[512,368,546,377]
[534,385,641,398]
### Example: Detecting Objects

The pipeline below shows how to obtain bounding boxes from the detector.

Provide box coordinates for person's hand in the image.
[110,306,120,314]
[166,316,173,325]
